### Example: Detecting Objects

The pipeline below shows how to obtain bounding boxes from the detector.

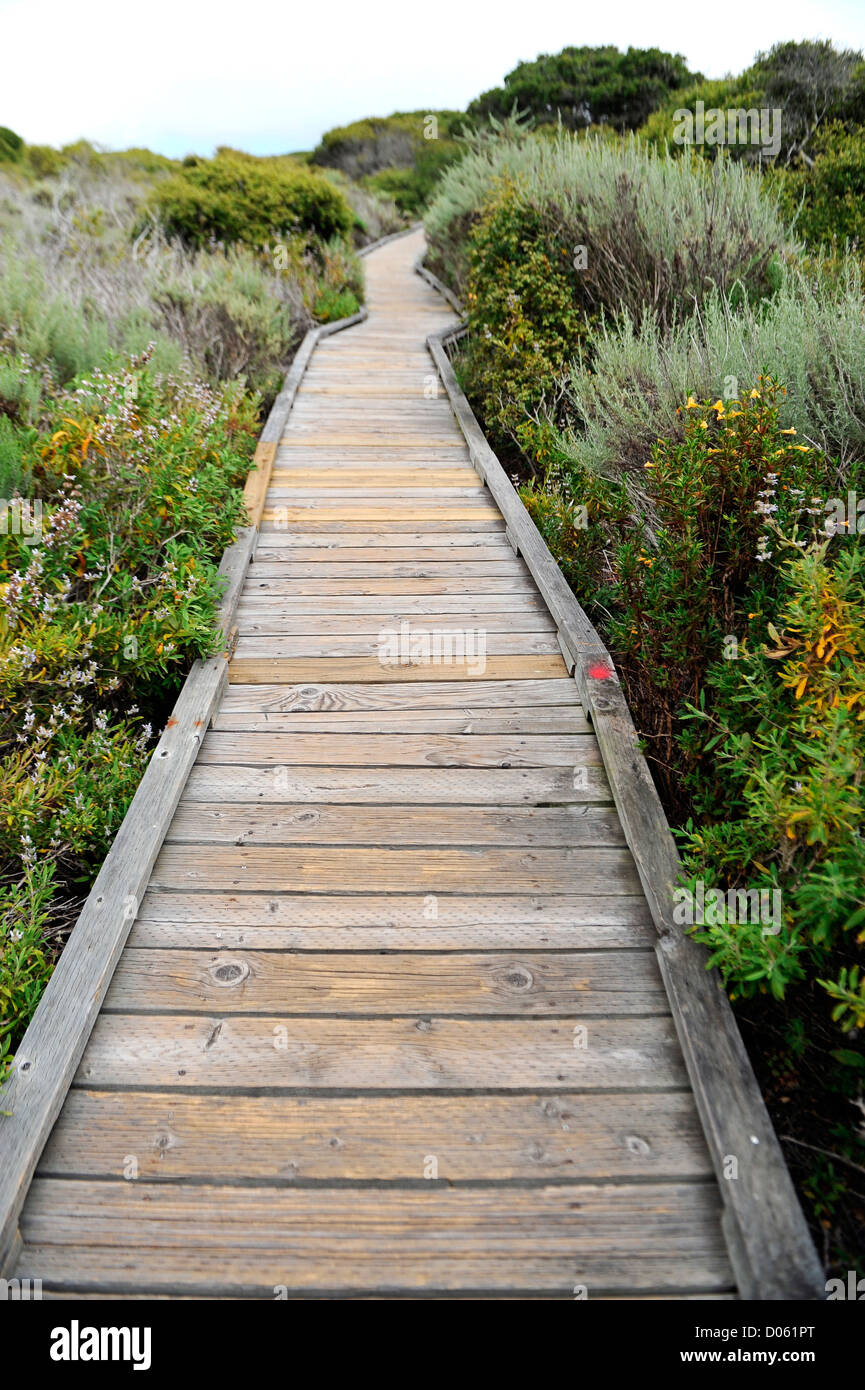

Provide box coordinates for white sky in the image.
[3,0,865,157]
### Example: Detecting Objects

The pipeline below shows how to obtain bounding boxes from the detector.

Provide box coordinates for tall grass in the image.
[0,160,365,405]
[425,130,794,320]
[559,257,865,487]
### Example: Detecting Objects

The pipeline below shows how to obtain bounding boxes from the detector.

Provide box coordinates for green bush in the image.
[439,131,790,457]
[24,144,65,178]
[459,182,591,445]
[523,380,826,796]
[426,130,790,305]
[768,123,865,251]
[467,45,699,131]
[640,41,865,167]
[143,152,353,249]
[0,863,55,1082]
[640,77,767,156]
[312,110,463,211]
[0,349,257,1076]
[680,540,865,1013]
[0,127,23,163]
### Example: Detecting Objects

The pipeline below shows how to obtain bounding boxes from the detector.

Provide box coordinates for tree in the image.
[467,46,700,132]
[0,127,24,163]
[752,40,863,164]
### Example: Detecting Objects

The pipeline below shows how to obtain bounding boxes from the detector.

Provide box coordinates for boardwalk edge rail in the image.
[418,256,824,1302]
[0,305,367,1276]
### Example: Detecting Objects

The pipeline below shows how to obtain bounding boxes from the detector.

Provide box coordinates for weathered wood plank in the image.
[232,634,561,658]
[239,562,526,579]
[239,595,540,615]
[242,442,277,527]
[38,1091,713,1181]
[75,1015,690,1090]
[234,612,557,636]
[210,708,586,733]
[104,948,665,1016]
[166,802,622,846]
[196,732,599,767]
[16,1180,732,1293]
[133,889,652,933]
[251,545,516,563]
[255,532,514,549]
[255,519,505,533]
[242,576,538,595]
[270,471,480,487]
[128,917,651,952]
[228,655,568,683]
[149,845,641,894]
[220,678,580,710]
[182,765,612,804]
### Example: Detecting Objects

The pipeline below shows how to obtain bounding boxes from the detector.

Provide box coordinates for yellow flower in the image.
[780,427,797,435]
[644,461,655,468]
[685,397,700,409]
[749,389,760,398]
[711,399,725,414]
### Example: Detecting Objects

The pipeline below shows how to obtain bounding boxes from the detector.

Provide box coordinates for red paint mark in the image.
[588,662,613,680]
[166,718,178,727]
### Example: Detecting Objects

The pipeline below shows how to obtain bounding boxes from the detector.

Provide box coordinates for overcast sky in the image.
[3,0,865,157]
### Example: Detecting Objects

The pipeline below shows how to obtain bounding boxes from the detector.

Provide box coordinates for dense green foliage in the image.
[429,131,790,450]
[558,260,865,482]
[143,150,354,249]
[0,125,24,162]
[428,107,865,1267]
[467,45,699,131]
[312,111,463,214]
[642,40,865,166]
[0,350,256,1078]
[0,134,376,1081]
[769,123,865,251]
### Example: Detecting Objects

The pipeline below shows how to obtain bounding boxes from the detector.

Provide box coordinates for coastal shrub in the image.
[144,152,353,250]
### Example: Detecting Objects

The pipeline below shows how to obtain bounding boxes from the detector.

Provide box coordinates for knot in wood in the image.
[209,957,250,987]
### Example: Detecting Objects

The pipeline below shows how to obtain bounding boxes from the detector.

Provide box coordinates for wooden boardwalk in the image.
[11,229,740,1297]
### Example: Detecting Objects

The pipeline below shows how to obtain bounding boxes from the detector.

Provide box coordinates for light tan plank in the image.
[209,707,581,732]
[233,634,561,658]
[196,732,599,767]
[228,655,568,683]
[149,845,640,893]
[234,613,556,636]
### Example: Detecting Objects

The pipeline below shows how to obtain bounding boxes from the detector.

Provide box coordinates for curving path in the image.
[12,229,735,1298]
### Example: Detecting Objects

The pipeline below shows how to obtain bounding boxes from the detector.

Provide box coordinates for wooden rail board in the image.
[3,227,821,1300]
